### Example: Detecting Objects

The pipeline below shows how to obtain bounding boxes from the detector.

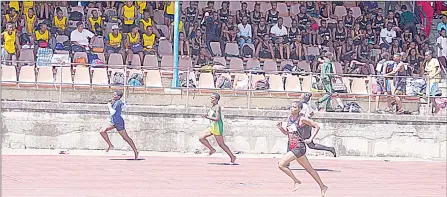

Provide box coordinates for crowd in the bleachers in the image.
[1,1,447,114]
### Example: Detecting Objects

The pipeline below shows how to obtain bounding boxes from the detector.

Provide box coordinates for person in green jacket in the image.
[315,52,335,112]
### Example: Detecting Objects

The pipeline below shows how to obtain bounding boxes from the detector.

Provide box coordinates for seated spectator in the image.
[415,27,429,46]
[379,22,397,50]
[266,2,279,26]
[270,17,290,60]
[406,47,423,75]
[358,11,373,30]
[385,11,399,27]
[88,9,104,36]
[53,8,68,36]
[24,8,37,35]
[237,16,252,48]
[139,9,161,38]
[191,29,210,61]
[437,29,447,58]
[142,26,157,55]
[288,20,299,43]
[305,2,319,18]
[346,52,373,75]
[202,1,215,17]
[71,22,96,53]
[105,25,126,62]
[317,19,332,49]
[8,1,20,13]
[204,12,225,57]
[352,23,364,51]
[390,38,403,56]
[250,3,262,26]
[3,8,19,28]
[291,34,307,61]
[34,23,50,55]
[333,20,347,61]
[255,34,275,59]
[365,24,377,47]
[319,2,331,19]
[221,15,237,43]
[236,2,250,25]
[218,1,230,23]
[437,15,447,33]
[168,18,184,42]
[372,8,385,35]
[121,1,137,33]
[179,32,190,58]
[1,23,20,65]
[126,26,144,65]
[184,1,198,38]
[253,17,268,46]
[343,9,355,30]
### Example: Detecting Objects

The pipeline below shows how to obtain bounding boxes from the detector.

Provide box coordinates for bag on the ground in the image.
[343,102,362,113]
[215,75,232,89]
[179,72,196,88]
[241,44,253,58]
[254,76,270,90]
[311,76,325,92]
[332,77,347,93]
[235,76,248,90]
[282,64,304,75]
[127,73,144,86]
[112,72,125,85]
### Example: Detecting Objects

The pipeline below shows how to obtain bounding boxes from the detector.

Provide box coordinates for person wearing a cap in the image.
[105,25,126,62]
[70,21,96,52]
[384,53,406,114]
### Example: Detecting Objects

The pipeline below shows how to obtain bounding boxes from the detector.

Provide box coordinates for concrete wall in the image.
[2,101,446,159]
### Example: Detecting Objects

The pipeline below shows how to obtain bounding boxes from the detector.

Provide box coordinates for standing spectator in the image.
[399,5,417,35]
[384,53,406,114]
[71,22,96,53]
[417,1,434,37]
[164,1,175,25]
[385,11,399,27]
[237,16,252,48]
[1,23,20,65]
[88,9,103,36]
[437,15,447,33]
[204,12,225,57]
[375,52,394,113]
[105,25,126,62]
[437,29,447,58]
[424,50,442,97]
[3,8,19,28]
[121,1,137,33]
[221,15,237,43]
[380,22,397,50]
[270,17,289,60]
[21,1,34,18]
[218,1,230,23]
[53,8,68,36]
[315,52,338,112]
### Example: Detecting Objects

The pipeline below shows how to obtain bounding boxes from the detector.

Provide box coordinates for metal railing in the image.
[1,60,446,115]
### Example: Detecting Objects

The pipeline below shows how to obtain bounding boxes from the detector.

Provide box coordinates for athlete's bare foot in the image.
[321,185,328,197]
[208,149,216,156]
[134,151,139,160]
[106,145,114,152]
[230,155,237,164]
[292,181,301,192]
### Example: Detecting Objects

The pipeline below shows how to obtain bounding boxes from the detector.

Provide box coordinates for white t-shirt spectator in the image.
[237,23,252,38]
[70,29,94,46]
[270,24,288,37]
[436,35,447,57]
[379,28,396,44]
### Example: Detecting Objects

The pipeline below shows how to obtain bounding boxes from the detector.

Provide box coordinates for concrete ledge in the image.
[1,101,446,159]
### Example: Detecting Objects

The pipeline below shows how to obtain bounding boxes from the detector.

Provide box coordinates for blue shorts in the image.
[376,78,391,93]
[111,118,125,131]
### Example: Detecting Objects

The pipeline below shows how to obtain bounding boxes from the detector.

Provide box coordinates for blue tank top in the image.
[111,100,124,123]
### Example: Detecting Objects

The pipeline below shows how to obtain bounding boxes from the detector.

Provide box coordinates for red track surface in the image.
[2,155,446,197]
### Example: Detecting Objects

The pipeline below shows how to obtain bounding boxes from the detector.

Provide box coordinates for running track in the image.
[2,153,446,197]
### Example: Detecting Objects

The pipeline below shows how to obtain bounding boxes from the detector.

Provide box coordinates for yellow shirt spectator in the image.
[123,5,136,25]
[143,33,156,48]
[137,1,147,14]
[2,31,17,54]
[128,33,140,45]
[26,15,36,34]
[171,20,184,32]
[9,1,19,12]
[108,33,123,46]
[165,2,175,15]
[54,16,67,30]
[89,17,102,31]
[23,1,34,17]
[140,18,153,30]
[35,30,50,42]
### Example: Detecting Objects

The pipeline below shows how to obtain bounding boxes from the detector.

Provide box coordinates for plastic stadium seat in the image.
[250,74,265,89]
[260,2,270,13]
[232,73,249,89]
[246,58,261,70]
[94,53,106,63]
[225,43,239,57]
[153,10,165,25]
[300,76,311,92]
[1,65,18,87]
[334,62,343,74]
[19,49,34,66]
[198,72,215,89]
[91,36,104,48]
[297,61,311,72]
[161,55,174,69]
[108,53,124,65]
[267,74,284,91]
[105,23,118,35]
[350,7,362,19]
[278,3,289,17]
[179,57,193,71]
[351,78,368,97]
[18,66,36,88]
[334,6,347,18]
[263,59,278,72]
[156,25,169,38]
[158,39,173,57]
[280,60,293,70]
[37,66,55,89]
[282,16,292,27]
[56,35,69,43]
[55,66,73,88]
[130,55,142,69]
[290,4,300,16]
[143,55,159,68]
[145,69,163,91]
[307,47,320,56]
[285,75,302,92]
[73,67,91,89]
[213,57,227,67]
[210,42,222,56]
[229,2,241,14]
[73,52,88,60]
[229,58,244,71]
[91,68,109,90]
